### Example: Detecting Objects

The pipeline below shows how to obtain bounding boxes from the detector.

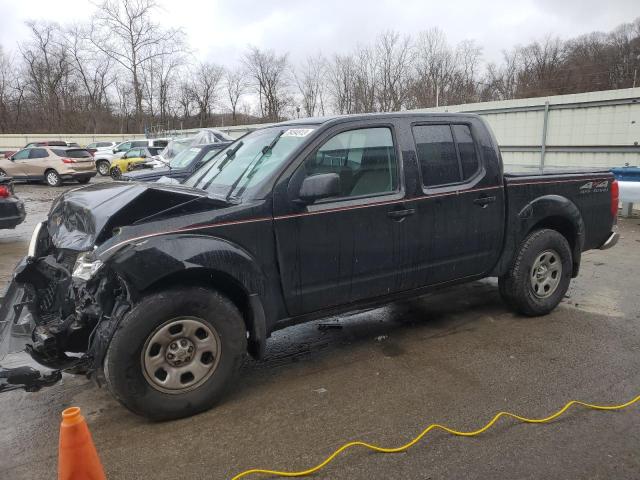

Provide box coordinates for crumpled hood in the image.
[48,182,210,251]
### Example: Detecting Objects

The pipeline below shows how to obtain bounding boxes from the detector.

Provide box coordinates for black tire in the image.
[0,168,6,177]
[77,177,91,184]
[44,169,61,187]
[498,228,572,316]
[96,160,110,176]
[104,287,246,420]
[110,166,122,180]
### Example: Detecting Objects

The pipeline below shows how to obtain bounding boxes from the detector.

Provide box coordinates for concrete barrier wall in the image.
[2,88,638,171]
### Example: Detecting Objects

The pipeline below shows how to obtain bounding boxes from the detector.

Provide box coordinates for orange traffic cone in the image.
[58,407,107,480]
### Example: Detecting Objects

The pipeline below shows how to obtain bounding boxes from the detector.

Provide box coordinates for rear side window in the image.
[97,142,112,148]
[132,140,148,147]
[413,124,480,188]
[65,149,92,158]
[151,139,168,148]
[29,148,48,159]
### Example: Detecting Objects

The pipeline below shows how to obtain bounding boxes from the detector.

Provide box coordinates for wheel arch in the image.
[108,234,269,359]
[493,195,584,278]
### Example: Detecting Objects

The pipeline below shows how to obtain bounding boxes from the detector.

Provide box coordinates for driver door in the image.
[274,122,412,316]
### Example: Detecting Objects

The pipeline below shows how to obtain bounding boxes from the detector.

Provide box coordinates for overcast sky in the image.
[1,0,638,67]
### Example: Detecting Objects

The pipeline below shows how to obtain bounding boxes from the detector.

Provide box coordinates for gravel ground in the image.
[0,179,638,479]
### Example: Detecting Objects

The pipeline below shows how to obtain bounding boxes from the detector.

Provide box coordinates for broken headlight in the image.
[72,252,103,281]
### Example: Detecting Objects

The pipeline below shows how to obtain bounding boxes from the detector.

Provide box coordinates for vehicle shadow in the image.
[229,278,507,399]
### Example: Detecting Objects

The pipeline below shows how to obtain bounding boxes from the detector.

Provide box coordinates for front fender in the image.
[494,195,584,277]
[108,233,266,296]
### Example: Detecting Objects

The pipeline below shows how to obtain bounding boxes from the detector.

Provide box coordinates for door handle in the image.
[387,208,415,219]
[473,195,496,207]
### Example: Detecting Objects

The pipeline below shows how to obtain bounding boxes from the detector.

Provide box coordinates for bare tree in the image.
[65,24,115,132]
[328,54,356,114]
[375,31,413,111]
[351,45,378,113]
[19,21,71,131]
[243,46,290,122]
[90,0,185,131]
[189,62,224,127]
[412,28,456,107]
[295,54,327,117]
[224,67,248,124]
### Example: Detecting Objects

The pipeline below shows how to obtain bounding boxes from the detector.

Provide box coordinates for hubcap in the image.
[99,162,109,175]
[142,317,221,394]
[47,172,57,185]
[530,249,562,298]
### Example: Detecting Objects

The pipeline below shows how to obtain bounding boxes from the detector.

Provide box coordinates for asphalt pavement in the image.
[1,178,638,479]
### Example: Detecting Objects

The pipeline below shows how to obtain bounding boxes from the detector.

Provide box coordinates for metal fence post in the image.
[540,101,550,173]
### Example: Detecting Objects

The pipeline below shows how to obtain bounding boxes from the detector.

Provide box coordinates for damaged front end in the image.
[0,221,131,392]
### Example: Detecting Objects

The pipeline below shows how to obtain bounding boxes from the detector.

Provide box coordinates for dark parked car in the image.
[0,176,26,229]
[0,113,619,419]
[121,142,230,183]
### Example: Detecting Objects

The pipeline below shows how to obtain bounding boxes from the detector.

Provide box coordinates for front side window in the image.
[300,127,398,199]
[12,149,30,160]
[116,142,131,152]
[413,124,479,188]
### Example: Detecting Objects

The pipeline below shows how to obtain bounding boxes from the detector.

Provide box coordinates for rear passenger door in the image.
[406,121,504,287]
[274,122,411,316]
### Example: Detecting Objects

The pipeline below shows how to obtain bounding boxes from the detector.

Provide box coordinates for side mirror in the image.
[298,173,341,204]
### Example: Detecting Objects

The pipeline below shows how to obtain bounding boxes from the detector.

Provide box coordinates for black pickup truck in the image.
[0,113,619,419]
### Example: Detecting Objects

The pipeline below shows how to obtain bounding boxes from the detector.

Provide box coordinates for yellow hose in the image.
[231,392,640,479]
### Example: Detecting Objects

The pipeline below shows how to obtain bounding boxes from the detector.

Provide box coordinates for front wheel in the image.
[499,228,572,316]
[110,166,122,180]
[104,287,246,420]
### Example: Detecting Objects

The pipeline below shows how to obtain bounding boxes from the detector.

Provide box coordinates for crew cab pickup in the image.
[0,113,619,418]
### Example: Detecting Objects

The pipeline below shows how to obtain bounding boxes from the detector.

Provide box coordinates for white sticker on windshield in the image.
[282,128,314,137]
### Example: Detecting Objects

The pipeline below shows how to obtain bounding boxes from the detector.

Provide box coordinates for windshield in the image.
[170,147,202,168]
[184,126,316,199]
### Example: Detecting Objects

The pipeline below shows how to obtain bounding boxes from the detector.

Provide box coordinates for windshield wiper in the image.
[227,130,284,200]
[222,141,243,163]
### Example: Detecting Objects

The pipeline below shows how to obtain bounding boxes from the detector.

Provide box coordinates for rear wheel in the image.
[110,166,122,180]
[45,169,61,187]
[0,168,6,177]
[96,160,110,176]
[104,287,246,420]
[499,228,572,316]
